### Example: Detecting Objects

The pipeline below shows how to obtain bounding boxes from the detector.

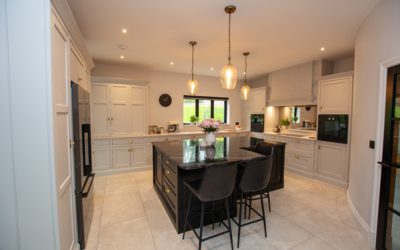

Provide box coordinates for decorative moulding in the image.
[91,76,150,85]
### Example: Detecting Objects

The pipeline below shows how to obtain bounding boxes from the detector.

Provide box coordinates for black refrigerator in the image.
[71,82,94,249]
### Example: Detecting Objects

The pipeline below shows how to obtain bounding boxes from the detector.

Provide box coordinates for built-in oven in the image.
[251,114,264,132]
[317,114,349,144]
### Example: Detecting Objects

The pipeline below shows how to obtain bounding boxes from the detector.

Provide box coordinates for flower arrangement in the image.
[199,118,221,133]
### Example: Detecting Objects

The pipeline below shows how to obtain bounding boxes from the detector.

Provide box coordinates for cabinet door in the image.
[316,142,348,183]
[110,85,130,135]
[92,84,110,136]
[113,145,131,169]
[132,144,148,166]
[131,86,146,134]
[318,76,352,114]
[250,88,266,114]
[92,146,111,171]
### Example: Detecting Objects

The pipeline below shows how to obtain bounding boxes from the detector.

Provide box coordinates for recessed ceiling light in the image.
[320,47,325,51]
[210,67,214,71]
[120,55,124,59]
[122,28,127,34]
[170,62,174,66]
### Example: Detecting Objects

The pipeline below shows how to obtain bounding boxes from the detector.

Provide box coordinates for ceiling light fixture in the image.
[170,62,174,66]
[320,47,325,51]
[220,5,238,90]
[210,67,214,71]
[122,28,127,34]
[120,55,124,59]
[187,41,199,95]
[240,52,251,101]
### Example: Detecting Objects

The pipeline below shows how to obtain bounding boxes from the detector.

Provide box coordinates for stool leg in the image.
[237,192,243,248]
[267,191,271,213]
[212,201,215,230]
[259,191,267,238]
[248,193,252,219]
[225,198,234,250]
[244,193,247,220]
[182,192,192,240]
[199,202,205,250]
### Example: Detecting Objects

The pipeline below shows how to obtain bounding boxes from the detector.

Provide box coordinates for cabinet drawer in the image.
[92,139,111,147]
[113,139,132,145]
[163,163,177,192]
[264,135,285,143]
[285,138,314,156]
[162,181,177,211]
[286,153,313,172]
[132,138,147,144]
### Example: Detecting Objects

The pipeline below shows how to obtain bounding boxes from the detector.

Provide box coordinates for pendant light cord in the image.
[191,43,194,81]
[228,12,232,64]
[244,54,247,85]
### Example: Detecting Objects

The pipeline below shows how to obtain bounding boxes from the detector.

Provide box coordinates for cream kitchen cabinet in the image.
[70,44,90,92]
[250,87,266,114]
[315,141,349,187]
[92,140,112,171]
[91,83,147,137]
[318,75,353,114]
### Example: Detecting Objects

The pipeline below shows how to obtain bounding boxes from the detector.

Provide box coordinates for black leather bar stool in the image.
[247,143,275,218]
[182,162,237,250]
[233,157,272,248]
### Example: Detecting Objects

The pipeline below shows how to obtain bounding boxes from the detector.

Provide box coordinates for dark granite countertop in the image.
[152,136,269,170]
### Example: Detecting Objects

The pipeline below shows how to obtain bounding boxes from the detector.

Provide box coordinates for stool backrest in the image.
[197,162,238,201]
[239,157,272,193]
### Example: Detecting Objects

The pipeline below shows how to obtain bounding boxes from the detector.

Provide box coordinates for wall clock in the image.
[159,94,172,107]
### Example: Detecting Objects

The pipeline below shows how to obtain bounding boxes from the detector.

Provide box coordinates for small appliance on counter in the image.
[158,127,165,134]
[148,125,158,134]
[167,121,179,133]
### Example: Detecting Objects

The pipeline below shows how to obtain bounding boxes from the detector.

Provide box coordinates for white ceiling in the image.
[67,0,381,78]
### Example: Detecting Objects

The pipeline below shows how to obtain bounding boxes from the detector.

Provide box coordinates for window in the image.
[183,95,228,124]
[291,107,300,123]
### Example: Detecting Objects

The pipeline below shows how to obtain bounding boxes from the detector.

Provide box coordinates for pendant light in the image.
[187,41,198,95]
[240,52,251,100]
[220,5,238,90]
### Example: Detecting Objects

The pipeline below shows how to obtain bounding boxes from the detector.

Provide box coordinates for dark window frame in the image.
[183,95,228,124]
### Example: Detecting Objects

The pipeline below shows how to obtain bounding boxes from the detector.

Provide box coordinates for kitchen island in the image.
[152,136,285,233]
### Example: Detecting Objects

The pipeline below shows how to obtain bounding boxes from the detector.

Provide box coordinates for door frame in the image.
[371,55,400,247]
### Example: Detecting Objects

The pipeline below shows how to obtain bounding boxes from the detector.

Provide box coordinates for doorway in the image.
[377,65,400,250]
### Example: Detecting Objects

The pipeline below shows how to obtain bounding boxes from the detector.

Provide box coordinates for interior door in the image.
[377,65,400,250]
[51,12,75,250]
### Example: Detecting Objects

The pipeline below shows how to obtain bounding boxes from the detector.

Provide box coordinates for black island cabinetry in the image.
[152,136,285,233]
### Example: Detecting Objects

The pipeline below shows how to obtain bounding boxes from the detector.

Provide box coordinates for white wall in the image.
[0,0,60,249]
[0,1,19,249]
[348,0,400,241]
[91,63,243,129]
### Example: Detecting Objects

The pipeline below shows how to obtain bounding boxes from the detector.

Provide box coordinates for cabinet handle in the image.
[78,77,82,81]
[319,106,323,110]
[318,145,321,150]
[110,117,114,121]
[69,140,75,147]
[166,170,170,175]
[295,155,300,159]
[166,188,170,194]
[165,160,170,165]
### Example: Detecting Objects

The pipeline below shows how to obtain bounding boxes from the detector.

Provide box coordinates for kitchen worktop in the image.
[264,131,316,141]
[152,136,266,170]
[93,129,250,140]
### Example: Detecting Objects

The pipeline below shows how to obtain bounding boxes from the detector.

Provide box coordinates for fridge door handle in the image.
[81,173,95,198]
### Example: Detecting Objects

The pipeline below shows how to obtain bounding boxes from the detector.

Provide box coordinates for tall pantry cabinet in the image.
[91,79,149,174]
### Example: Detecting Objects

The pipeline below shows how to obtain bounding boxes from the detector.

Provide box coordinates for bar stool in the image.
[182,162,237,250]
[233,157,272,248]
[247,143,275,218]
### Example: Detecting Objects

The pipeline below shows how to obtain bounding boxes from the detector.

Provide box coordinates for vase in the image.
[205,146,216,160]
[205,132,216,146]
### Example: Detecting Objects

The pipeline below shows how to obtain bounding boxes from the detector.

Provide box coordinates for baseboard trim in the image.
[94,165,152,176]
[346,190,376,248]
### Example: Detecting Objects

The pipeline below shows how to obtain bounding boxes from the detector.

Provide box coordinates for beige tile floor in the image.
[85,170,372,250]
